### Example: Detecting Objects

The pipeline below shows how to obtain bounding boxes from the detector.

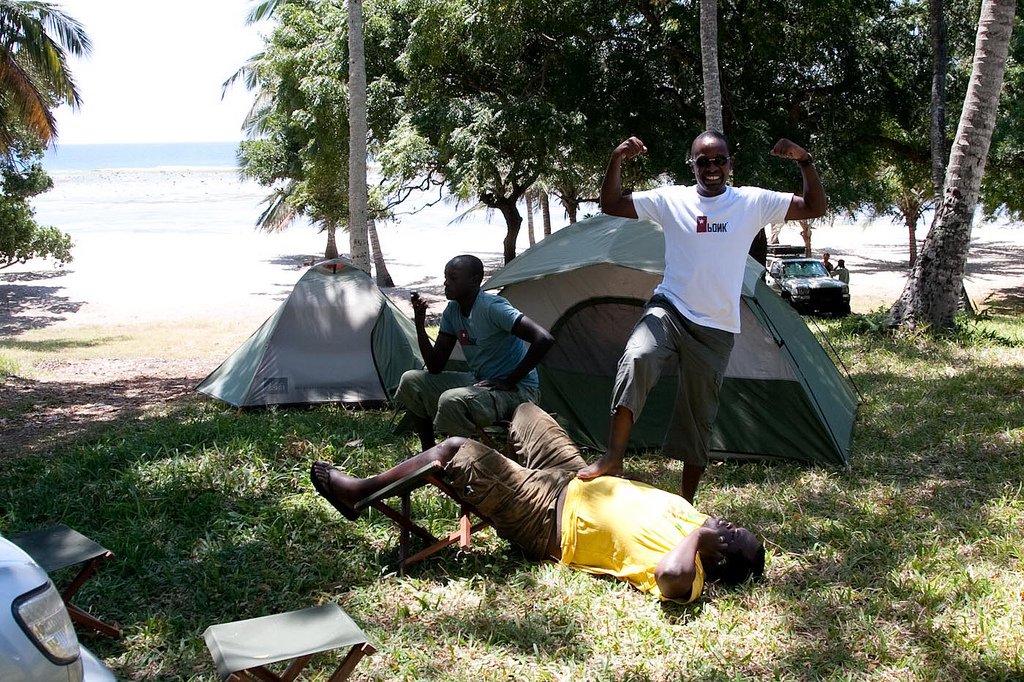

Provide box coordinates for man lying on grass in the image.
[311,403,764,603]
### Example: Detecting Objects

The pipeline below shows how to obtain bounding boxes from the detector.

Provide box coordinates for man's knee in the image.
[435,388,486,435]
[396,370,431,413]
[510,401,547,429]
[434,436,467,459]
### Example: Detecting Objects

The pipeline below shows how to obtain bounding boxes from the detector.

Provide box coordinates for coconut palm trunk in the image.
[929,0,948,196]
[700,0,723,132]
[325,221,339,260]
[890,0,1015,330]
[525,193,536,246]
[347,0,370,273]
[368,219,394,287]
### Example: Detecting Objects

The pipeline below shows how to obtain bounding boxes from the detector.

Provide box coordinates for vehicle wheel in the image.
[838,303,851,317]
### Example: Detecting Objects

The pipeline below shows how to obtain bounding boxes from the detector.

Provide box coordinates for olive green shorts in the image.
[444,403,586,559]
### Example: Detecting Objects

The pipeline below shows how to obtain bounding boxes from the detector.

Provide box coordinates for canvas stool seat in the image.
[9,524,121,638]
[203,603,375,681]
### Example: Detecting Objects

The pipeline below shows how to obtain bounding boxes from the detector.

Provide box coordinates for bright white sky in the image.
[51,1,268,144]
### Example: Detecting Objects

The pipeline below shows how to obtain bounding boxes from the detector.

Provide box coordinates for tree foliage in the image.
[375,0,624,262]
[0,0,91,150]
[235,0,1022,274]
[0,137,70,268]
[231,1,352,259]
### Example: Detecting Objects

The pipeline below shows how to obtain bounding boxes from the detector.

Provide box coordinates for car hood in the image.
[786,276,847,290]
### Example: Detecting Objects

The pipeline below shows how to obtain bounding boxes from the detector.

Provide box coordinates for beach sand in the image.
[4,168,1023,339]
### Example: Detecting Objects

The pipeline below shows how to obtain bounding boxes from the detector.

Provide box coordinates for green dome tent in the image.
[484,214,857,467]
[197,258,423,408]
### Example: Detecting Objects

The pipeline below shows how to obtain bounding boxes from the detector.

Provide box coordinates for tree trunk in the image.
[496,199,523,264]
[564,197,578,224]
[700,0,723,132]
[903,203,920,268]
[347,0,371,273]
[890,0,1015,330]
[929,0,948,197]
[526,193,535,246]
[799,220,812,257]
[768,222,783,244]
[541,194,551,237]
[325,222,339,260]
[369,219,394,287]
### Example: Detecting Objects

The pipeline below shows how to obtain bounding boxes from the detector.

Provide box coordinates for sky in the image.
[50,1,269,145]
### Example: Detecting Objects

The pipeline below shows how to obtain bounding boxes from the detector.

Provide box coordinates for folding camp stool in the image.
[9,523,121,638]
[356,460,491,573]
[203,603,376,681]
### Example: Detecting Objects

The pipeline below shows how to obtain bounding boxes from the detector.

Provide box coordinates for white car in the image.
[0,535,117,681]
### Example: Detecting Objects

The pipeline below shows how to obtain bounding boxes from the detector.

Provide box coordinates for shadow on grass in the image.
[0,374,201,459]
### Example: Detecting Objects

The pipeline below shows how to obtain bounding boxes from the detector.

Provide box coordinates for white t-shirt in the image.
[632,184,792,333]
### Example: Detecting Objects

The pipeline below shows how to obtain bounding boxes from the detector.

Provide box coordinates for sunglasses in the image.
[690,155,730,168]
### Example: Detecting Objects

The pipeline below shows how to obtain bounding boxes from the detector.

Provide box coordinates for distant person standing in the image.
[395,254,554,450]
[577,131,826,502]
[821,251,835,275]
[833,258,850,284]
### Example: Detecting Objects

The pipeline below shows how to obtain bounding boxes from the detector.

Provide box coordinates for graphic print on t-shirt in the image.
[457,328,476,346]
[696,215,728,233]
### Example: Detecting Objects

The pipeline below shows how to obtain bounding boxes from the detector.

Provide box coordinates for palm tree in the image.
[347,0,370,274]
[699,0,723,132]
[0,0,91,150]
[890,0,1016,329]
[928,0,948,196]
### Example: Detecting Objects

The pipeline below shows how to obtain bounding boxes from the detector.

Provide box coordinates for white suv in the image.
[0,535,116,681]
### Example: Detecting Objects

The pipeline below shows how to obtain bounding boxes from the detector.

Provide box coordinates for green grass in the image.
[1,313,1022,680]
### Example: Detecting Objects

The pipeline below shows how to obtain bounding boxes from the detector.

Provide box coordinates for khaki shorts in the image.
[612,296,734,466]
[395,369,541,436]
[444,403,586,559]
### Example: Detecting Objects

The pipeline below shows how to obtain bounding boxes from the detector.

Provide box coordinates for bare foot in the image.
[576,452,624,480]
[309,461,363,520]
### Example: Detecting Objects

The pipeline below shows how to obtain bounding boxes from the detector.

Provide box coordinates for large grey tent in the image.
[197,258,423,407]
[484,214,857,467]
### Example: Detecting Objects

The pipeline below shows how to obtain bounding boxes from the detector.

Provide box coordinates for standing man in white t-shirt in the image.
[577,131,826,501]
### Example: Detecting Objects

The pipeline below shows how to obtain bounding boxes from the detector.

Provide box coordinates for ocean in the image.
[43,141,240,171]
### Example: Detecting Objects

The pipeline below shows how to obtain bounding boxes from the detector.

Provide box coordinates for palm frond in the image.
[256,181,299,232]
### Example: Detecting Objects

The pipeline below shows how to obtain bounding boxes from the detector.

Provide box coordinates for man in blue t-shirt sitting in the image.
[395,254,555,450]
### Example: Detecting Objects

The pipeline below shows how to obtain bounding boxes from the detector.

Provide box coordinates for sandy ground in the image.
[3,206,1021,334]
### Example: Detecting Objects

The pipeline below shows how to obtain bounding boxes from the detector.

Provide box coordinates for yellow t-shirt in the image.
[559,477,708,602]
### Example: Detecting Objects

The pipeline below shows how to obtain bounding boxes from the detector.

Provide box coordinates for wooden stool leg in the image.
[278,653,314,682]
[328,643,378,682]
[458,508,472,549]
[67,604,121,638]
[61,553,121,638]
[61,554,108,602]
[399,492,411,573]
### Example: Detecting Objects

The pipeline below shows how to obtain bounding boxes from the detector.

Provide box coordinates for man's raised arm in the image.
[771,138,826,221]
[411,291,456,374]
[600,137,646,219]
